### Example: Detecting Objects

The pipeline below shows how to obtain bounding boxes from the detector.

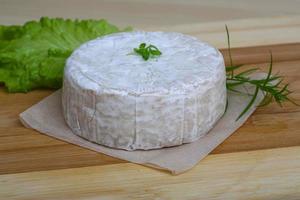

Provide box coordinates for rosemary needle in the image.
[225,26,298,120]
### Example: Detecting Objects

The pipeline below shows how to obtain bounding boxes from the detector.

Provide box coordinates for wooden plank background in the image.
[1,1,300,199]
[1,47,299,175]
[1,147,300,200]
[1,0,300,27]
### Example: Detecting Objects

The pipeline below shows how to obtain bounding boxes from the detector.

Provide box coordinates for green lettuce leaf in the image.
[0,17,131,92]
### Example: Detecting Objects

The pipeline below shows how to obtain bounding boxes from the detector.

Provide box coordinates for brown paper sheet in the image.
[19,74,264,174]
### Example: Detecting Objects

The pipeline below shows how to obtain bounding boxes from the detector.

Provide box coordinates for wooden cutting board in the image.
[1,16,300,199]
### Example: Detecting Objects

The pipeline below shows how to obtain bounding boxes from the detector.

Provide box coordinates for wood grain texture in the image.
[221,43,300,65]
[1,0,300,27]
[1,0,300,48]
[1,146,300,200]
[143,15,300,48]
[1,9,300,198]
[1,45,300,175]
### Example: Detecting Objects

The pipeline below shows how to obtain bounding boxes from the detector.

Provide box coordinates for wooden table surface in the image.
[2,0,300,27]
[1,2,300,199]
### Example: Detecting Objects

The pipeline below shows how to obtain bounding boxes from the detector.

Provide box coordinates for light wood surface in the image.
[1,146,300,200]
[1,43,299,175]
[1,2,300,198]
[143,15,300,48]
[1,0,300,28]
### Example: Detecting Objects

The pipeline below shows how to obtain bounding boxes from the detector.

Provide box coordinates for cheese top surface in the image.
[66,31,224,95]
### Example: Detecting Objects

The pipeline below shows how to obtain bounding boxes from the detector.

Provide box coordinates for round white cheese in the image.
[62,31,227,150]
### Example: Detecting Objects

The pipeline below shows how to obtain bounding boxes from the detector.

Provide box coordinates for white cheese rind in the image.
[62,31,227,150]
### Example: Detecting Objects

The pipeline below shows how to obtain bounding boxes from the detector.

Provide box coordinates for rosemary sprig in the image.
[225,25,234,78]
[225,25,298,120]
[134,43,162,60]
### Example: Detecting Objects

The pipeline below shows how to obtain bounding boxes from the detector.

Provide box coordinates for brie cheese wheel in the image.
[62,31,227,150]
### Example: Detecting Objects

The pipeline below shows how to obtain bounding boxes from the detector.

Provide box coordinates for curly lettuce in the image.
[0,17,131,92]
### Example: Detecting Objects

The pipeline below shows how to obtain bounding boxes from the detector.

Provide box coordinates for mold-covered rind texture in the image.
[62,31,227,150]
